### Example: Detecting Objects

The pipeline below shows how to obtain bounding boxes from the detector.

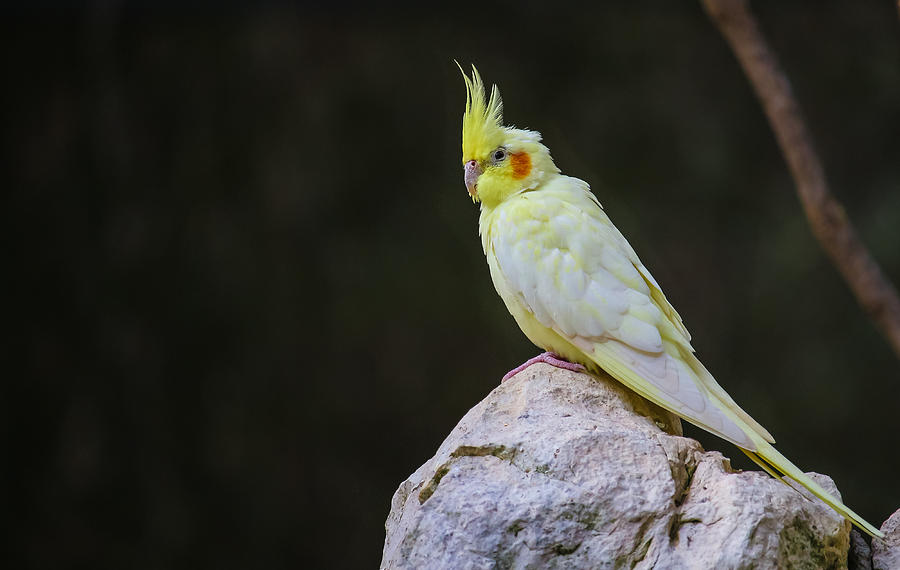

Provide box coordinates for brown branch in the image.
[702,0,900,360]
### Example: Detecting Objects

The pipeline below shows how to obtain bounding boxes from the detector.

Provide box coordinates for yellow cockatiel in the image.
[459,65,882,538]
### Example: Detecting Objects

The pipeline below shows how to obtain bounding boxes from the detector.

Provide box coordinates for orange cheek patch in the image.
[510,152,532,179]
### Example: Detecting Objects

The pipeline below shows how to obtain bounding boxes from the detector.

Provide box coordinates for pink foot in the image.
[501,352,586,383]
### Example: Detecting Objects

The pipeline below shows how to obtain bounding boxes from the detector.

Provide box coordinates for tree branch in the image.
[701,0,900,360]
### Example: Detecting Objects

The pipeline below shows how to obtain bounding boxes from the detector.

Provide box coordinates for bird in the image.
[457,64,883,538]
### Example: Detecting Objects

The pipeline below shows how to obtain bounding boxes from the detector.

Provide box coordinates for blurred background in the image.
[6,1,900,567]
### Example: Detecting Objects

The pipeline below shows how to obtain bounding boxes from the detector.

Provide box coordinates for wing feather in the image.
[490,178,767,447]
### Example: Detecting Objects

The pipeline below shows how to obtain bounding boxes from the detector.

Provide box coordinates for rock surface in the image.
[873,508,900,570]
[848,529,873,570]
[382,364,853,569]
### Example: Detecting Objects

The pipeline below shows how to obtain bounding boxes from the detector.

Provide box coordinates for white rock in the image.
[873,508,900,570]
[382,364,853,569]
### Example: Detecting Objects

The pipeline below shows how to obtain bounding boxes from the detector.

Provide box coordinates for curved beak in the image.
[464,159,482,197]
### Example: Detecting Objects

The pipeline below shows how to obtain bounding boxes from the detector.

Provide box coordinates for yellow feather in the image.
[457,63,504,166]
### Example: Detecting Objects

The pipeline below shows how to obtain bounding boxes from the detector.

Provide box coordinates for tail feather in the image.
[577,335,883,538]
[737,447,784,483]
[745,433,883,538]
[680,349,882,537]
[697,382,884,538]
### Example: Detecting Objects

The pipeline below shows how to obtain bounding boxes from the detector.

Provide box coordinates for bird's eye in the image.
[492,148,507,163]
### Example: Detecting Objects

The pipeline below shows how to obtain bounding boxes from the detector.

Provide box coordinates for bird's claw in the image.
[501,352,586,383]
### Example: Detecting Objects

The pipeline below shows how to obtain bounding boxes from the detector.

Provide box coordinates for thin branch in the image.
[702,0,900,360]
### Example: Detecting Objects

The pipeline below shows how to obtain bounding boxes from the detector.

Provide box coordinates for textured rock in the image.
[382,364,852,569]
[848,529,873,570]
[873,508,900,570]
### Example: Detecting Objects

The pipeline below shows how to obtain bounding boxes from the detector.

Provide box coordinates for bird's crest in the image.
[458,63,505,164]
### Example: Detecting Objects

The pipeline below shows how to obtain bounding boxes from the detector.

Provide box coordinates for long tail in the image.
[742,433,883,538]
[684,351,884,538]
[580,339,884,538]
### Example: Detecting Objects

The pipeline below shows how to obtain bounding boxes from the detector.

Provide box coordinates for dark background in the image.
[6,1,900,568]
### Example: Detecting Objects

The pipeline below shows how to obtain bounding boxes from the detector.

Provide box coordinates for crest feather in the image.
[458,63,505,163]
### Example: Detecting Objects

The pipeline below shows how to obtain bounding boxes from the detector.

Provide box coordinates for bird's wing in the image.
[490,185,762,448]
[592,200,775,443]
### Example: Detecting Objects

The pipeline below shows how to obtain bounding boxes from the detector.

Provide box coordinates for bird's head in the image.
[459,65,559,208]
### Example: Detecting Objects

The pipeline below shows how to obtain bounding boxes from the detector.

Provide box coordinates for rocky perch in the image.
[382,364,899,569]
